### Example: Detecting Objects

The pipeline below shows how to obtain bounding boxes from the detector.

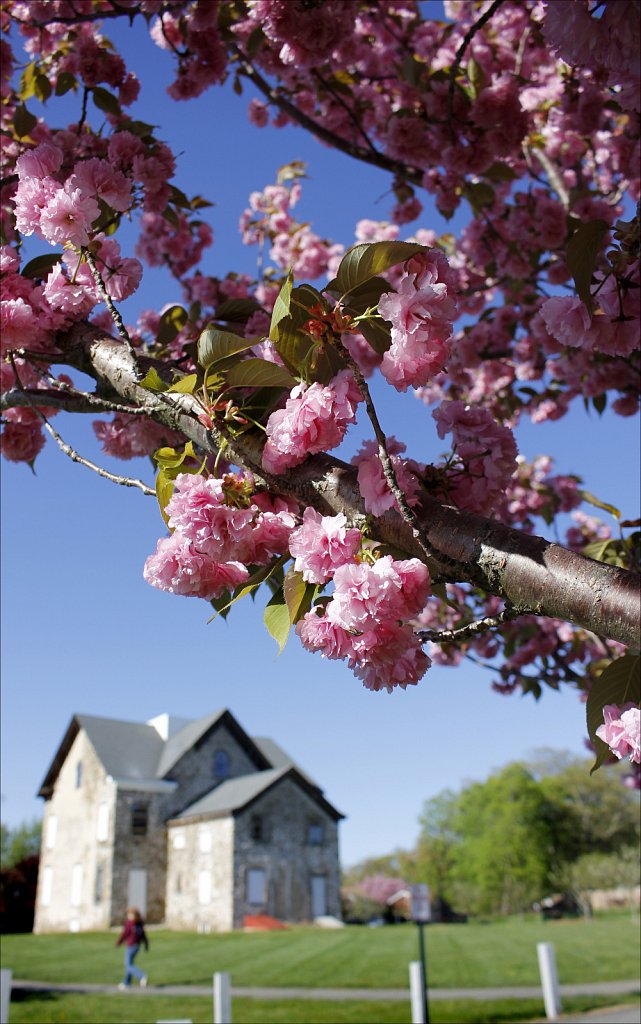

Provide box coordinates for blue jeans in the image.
[123,944,145,985]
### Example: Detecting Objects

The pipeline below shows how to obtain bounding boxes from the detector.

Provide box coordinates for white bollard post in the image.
[409,961,426,1024]
[213,971,232,1024]
[537,941,562,1020]
[0,969,11,1024]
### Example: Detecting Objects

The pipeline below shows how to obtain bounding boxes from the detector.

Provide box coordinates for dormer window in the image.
[213,750,229,780]
[307,822,324,845]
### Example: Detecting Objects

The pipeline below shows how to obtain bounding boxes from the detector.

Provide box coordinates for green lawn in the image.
[5,992,629,1024]
[2,916,640,990]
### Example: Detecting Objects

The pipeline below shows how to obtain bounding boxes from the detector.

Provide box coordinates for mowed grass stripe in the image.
[2,914,639,989]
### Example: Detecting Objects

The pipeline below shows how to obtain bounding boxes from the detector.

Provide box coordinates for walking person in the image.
[116,906,149,989]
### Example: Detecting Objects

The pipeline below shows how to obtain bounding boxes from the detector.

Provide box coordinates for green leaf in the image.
[466,55,485,96]
[338,276,395,355]
[216,298,262,323]
[91,86,121,116]
[35,73,52,102]
[586,654,641,774]
[13,104,37,140]
[271,285,346,385]
[330,241,426,299]
[55,71,77,97]
[139,368,170,393]
[167,373,198,395]
[269,270,294,337]
[283,568,319,625]
[581,539,628,568]
[225,358,296,390]
[155,467,175,525]
[566,219,609,310]
[198,326,255,370]
[19,62,38,101]
[581,490,621,520]
[462,182,495,215]
[264,590,291,652]
[154,442,195,470]
[157,305,188,345]
[208,558,287,623]
[21,253,62,280]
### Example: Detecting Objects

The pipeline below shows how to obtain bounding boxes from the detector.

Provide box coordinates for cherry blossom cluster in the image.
[262,369,362,474]
[144,471,297,600]
[295,543,432,694]
[239,177,343,281]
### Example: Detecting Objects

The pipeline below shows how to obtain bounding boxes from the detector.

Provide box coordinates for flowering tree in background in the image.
[1,0,639,777]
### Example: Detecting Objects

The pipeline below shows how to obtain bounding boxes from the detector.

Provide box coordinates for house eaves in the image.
[167,766,345,825]
[37,713,164,798]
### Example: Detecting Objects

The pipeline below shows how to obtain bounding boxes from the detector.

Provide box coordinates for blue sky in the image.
[1,13,639,868]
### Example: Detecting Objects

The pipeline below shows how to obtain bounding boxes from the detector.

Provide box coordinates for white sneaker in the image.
[140,976,148,988]
[118,983,128,991]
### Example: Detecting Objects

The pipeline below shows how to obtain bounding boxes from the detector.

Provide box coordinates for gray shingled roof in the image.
[252,736,319,790]
[172,767,289,820]
[155,710,227,778]
[75,713,164,780]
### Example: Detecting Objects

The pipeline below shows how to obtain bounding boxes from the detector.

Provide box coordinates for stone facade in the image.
[231,778,341,927]
[35,730,116,933]
[33,710,343,934]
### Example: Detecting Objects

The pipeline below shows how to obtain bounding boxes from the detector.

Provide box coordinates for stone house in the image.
[33,709,343,933]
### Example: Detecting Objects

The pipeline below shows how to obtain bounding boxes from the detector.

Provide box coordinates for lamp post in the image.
[410,883,431,1024]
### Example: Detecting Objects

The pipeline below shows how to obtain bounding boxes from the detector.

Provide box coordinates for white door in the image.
[127,868,147,916]
[311,875,327,918]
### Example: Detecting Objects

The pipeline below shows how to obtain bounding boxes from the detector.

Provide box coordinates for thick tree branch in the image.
[58,322,641,650]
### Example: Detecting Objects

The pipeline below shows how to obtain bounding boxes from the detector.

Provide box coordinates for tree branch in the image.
[58,321,641,650]
[233,46,425,188]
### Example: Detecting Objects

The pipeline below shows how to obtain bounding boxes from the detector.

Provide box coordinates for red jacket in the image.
[116,918,148,950]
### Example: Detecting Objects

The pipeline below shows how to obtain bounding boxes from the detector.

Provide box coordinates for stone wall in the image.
[110,788,169,926]
[34,731,116,933]
[164,817,234,931]
[232,777,341,927]
[162,724,260,819]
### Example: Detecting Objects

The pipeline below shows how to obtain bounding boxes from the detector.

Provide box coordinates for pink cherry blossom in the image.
[143,533,249,601]
[39,185,101,248]
[289,508,362,583]
[262,370,361,474]
[353,438,423,516]
[596,703,641,764]
[378,250,458,391]
[328,555,431,633]
[0,420,46,463]
[350,622,431,692]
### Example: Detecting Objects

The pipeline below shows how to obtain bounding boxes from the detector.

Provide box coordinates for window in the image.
[45,815,57,850]
[250,816,265,842]
[198,826,212,853]
[246,868,266,905]
[307,822,324,845]
[172,830,186,850]
[175,873,183,894]
[198,869,211,905]
[213,750,230,780]
[75,761,83,788]
[97,802,109,842]
[71,863,83,907]
[41,866,53,907]
[131,803,148,836]
[94,865,104,904]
